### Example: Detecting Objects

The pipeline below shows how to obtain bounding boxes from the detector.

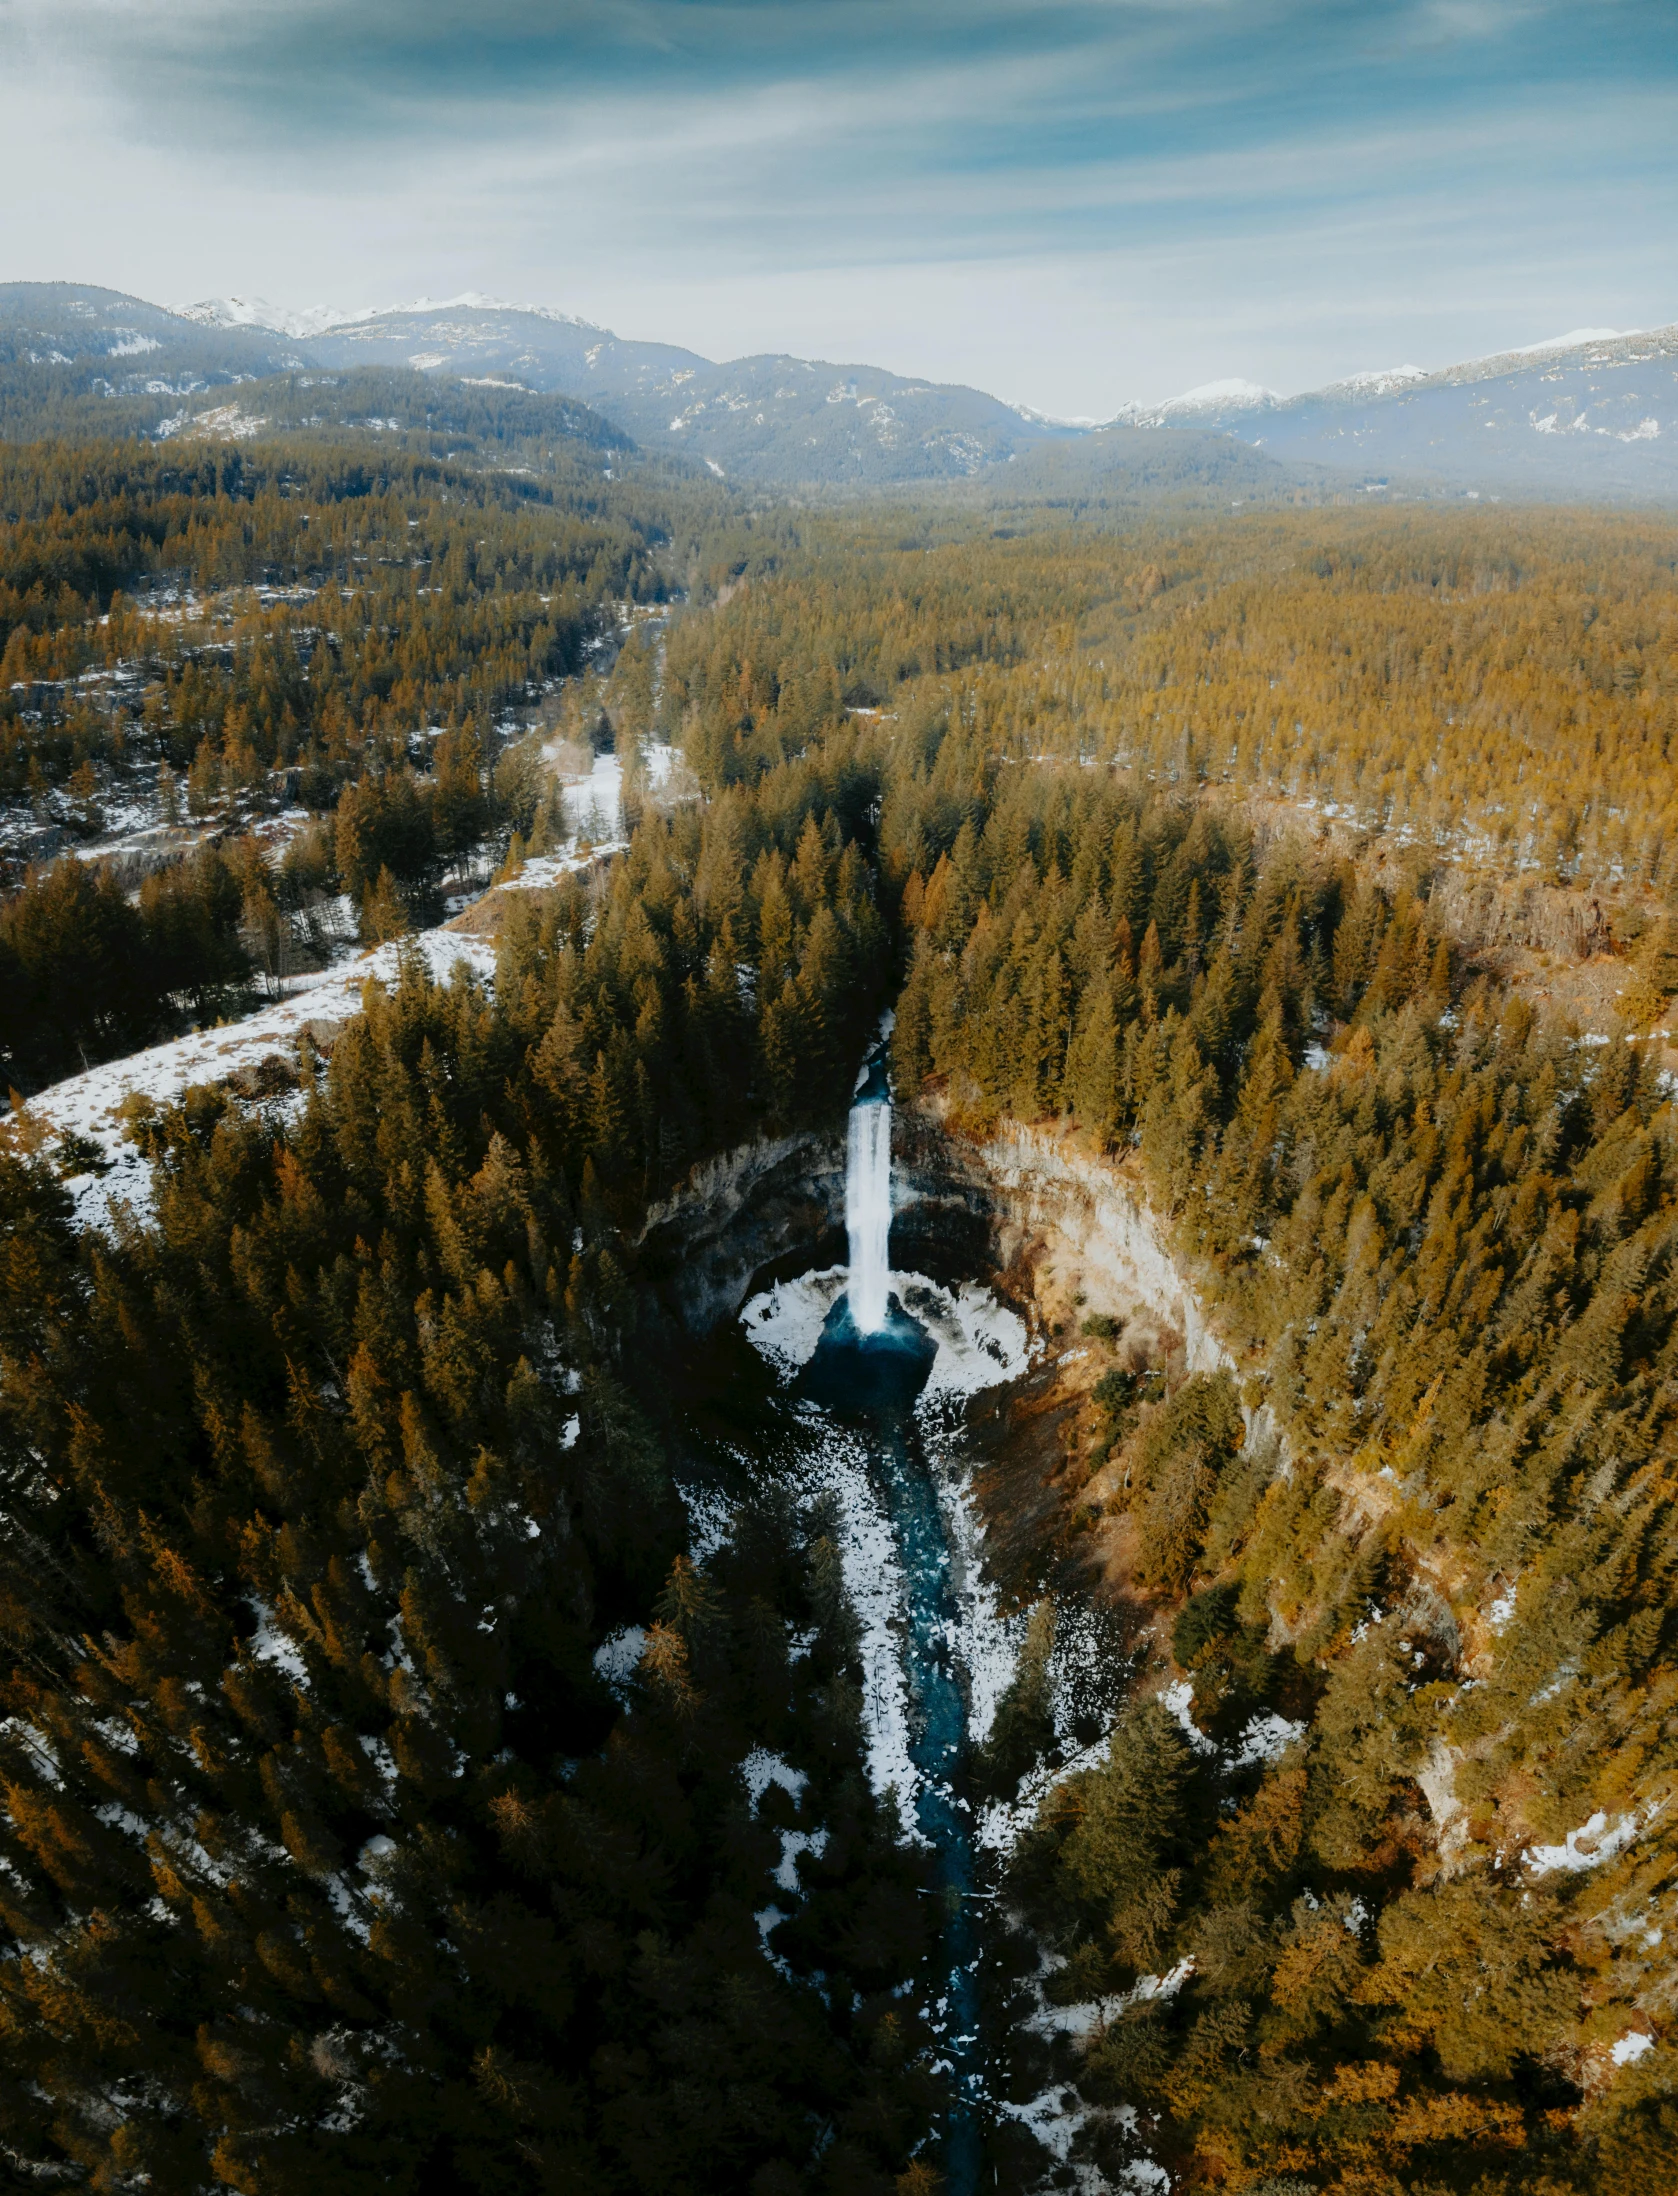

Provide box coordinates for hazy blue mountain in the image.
[276,296,1076,483]
[1116,327,1678,499]
[8,283,1675,500]
[0,281,308,390]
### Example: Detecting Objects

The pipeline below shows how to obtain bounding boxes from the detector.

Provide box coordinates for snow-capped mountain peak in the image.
[175,296,363,340]
[176,291,606,340]
[1107,376,1282,429]
[1507,326,1638,356]
[332,292,607,333]
[1322,364,1428,398]
[1011,401,1103,429]
[1161,377,1281,414]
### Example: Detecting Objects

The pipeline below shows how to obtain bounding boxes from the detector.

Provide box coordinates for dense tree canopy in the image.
[0,744,921,2191]
[666,506,1678,2189]
[7,458,1678,2190]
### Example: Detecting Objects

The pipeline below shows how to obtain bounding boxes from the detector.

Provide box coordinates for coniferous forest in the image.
[6,412,1678,2195]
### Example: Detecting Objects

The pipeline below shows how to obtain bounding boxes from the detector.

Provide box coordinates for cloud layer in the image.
[1,0,1673,410]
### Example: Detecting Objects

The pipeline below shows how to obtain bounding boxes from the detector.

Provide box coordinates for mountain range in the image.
[188,292,1083,486]
[1111,328,1678,500]
[2,280,1674,499]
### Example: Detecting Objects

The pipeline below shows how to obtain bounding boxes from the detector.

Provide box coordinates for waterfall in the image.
[846,1095,892,1334]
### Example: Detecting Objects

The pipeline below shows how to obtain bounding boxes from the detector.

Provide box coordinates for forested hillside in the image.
[663,503,1678,2187]
[7,480,1678,2189]
[0,725,919,2190]
[667,501,1678,892]
[0,436,714,1085]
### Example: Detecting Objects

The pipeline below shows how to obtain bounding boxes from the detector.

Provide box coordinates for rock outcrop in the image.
[895,1102,1229,1373]
[634,1125,847,1334]
[635,1097,1233,1381]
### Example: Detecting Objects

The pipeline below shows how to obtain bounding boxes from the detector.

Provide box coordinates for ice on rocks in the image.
[905,1279,1032,1401]
[742,1267,847,1376]
[740,1267,1031,1399]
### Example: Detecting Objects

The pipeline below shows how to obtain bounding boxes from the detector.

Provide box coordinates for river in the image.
[771,1045,1000,2192]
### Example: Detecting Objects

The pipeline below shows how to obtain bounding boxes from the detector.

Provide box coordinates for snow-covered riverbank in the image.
[13,743,685,1229]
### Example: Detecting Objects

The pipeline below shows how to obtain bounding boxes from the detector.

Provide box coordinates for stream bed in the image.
[730,1245,1142,2191]
[799,1296,986,2189]
[724,1049,1135,2191]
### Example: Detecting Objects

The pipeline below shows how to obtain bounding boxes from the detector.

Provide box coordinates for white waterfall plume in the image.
[846,1097,892,1334]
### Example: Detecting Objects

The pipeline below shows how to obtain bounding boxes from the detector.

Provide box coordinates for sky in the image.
[0,0,1674,415]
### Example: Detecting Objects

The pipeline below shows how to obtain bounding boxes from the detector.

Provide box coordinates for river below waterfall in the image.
[799,1294,987,2189]
[703,1049,1136,2191]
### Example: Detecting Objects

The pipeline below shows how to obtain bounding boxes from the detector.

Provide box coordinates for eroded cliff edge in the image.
[633,1093,1234,1383]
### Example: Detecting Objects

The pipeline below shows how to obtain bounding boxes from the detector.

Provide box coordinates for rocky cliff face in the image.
[894,1101,1230,1373]
[636,1097,1232,1380]
[634,1125,847,1335]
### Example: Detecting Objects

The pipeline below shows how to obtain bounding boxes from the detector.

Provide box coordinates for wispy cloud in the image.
[0,0,1672,410]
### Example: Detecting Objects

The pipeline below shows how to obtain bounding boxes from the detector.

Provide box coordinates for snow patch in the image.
[247,1598,308,1684]
[1526,1806,1656,1877]
[592,1625,646,1700]
[1231,1710,1306,1767]
[773,1826,828,1893]
[754,1903,793,1977]
[740,1748,808,1812]
[976,1734,1109,1854]
[922,1443,1019,1751]
[1160,1678,1216,1755]
[798,1418,924,1824]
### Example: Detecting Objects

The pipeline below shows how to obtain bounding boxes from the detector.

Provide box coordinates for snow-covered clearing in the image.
[490,741,682,892]
[536,740,679,851]
[22,925,498,1228]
